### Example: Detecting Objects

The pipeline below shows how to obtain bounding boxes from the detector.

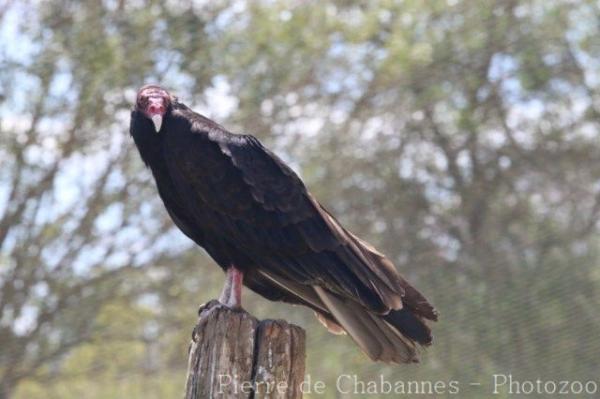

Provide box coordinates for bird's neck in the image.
[130,118,164,168]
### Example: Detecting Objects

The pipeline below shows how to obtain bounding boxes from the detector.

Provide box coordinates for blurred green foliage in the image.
[1,0,600,398]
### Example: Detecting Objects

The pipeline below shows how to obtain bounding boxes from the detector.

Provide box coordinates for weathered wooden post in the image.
[184,300,306,399]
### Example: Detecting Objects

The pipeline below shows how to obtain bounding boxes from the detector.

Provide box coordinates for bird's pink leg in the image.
[219,266,244,308]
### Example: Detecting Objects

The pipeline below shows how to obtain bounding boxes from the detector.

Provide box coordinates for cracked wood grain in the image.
[185,300,306,399]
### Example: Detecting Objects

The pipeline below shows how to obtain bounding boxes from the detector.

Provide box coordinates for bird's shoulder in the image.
[171,101,301,182]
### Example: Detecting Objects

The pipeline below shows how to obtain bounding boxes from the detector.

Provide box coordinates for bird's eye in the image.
[136,96,148,110]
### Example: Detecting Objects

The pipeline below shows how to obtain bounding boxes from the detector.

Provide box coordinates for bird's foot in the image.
[192,300,227,342]
[192,268,245,342]
[197,299,223,316]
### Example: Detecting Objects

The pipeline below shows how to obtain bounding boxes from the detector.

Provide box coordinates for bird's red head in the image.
[136,85,172,132]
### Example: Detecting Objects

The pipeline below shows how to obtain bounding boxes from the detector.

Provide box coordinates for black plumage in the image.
[130,85,437,363]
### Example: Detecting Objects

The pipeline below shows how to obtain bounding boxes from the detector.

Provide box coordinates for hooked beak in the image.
[151,114,163,133]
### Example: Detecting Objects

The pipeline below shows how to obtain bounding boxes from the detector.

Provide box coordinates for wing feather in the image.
[164,107,435,319]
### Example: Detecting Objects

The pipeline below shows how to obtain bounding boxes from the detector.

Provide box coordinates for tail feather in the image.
[314,286,419,363]
[256,270,432,364]
[383,308,433,346]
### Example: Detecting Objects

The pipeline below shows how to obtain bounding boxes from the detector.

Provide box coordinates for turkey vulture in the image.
[130,85,438,363]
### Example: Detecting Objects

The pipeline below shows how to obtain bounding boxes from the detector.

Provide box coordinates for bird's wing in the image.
[164,114,435,319]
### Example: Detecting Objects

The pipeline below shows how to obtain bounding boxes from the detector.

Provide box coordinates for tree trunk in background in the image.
[0,383,12,399]
[185,300,306,399]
